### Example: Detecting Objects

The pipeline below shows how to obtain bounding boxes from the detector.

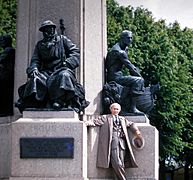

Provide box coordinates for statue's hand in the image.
[130,65,142,77]
[30,69,40,78]
[63,61,67,67]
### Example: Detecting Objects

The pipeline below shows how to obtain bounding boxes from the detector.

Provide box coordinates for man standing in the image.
[105,30,144,114]
[85,103,142,180]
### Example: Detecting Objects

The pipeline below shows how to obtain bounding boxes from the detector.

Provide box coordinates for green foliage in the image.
[1,0,193,173]
[0,0,17,46]
[107,0,193,170]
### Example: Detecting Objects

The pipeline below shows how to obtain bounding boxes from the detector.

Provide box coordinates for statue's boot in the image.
[129,96,144,114]
[52,98,64,110]
[15,99,24,113]
[52,102,62,110]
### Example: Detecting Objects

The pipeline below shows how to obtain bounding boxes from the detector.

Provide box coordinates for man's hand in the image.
[133,129,144,149]
[84,120,95,127]
[135,129,142,138]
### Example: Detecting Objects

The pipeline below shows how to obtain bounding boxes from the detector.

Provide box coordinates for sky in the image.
[116,0,193,29]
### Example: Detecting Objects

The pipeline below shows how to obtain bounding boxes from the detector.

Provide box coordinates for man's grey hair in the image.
[110,103,121,110]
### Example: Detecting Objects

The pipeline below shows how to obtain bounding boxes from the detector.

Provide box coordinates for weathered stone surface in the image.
[10,118,87,179]
[23,109,78,119]
[10,178,88,180]
[86,114,149,123]
[0,123,11,179]
[10,114,158,180]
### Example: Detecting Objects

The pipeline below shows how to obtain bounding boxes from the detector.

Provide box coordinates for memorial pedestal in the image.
[10,111,88,180]
[9,111,158,180]
[0,123,11,179]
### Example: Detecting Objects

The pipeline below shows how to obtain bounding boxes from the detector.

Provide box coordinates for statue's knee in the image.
[62,71,70,78]
[140,77,144,84]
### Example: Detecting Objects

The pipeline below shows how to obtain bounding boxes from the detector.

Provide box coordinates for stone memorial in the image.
[0,0,159,180]
[10,113,87,180]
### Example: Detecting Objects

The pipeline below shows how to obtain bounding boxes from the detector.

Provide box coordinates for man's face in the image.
[43,26,55,38]
[110,104,121,115]
[122,32,133,46]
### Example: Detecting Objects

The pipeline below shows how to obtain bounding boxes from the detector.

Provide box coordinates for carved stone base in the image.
[10,112,87,180]
[0,123,11,179]
[8,113,158,180]
[10,178,88,180]
[23,108,78,119]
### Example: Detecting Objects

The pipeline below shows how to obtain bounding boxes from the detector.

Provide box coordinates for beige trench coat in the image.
[93,114,138,168]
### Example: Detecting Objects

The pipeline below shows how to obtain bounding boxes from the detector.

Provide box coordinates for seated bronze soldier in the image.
[16,20,89,113]
[105,30,144,114]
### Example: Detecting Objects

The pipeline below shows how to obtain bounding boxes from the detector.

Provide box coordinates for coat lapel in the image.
[107,114,113,127]
[120,116,138,168]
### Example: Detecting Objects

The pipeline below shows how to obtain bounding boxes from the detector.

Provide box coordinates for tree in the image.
[1,0,193,178]
[107,0,193,179]
[0,0,17,46]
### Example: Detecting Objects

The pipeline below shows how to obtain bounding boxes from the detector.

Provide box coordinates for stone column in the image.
[81,0,107,114]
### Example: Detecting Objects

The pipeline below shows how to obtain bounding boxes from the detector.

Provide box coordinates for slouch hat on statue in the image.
[39,20,56,32]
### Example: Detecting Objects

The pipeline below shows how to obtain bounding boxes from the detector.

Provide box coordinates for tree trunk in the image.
[159,160,166,180]
[184,161,190,180]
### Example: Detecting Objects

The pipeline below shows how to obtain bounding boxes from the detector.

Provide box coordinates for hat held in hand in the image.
[132,136,145,150]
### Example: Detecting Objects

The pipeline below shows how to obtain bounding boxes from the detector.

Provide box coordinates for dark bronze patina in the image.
[103,30,159,115]
[16,20,89,114]
[0,35,15,116]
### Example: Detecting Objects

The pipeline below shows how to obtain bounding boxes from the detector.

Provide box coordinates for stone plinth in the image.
[87,116,159,180]
[86,114,149,123]
[0,116,13,124]
[9,112,158,180]
[23,109,79,119]
[10,111,88,180]
[10,178,87,180]
[0,123,11,179]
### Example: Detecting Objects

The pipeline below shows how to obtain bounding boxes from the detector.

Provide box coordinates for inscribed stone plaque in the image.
[20,137,74,158]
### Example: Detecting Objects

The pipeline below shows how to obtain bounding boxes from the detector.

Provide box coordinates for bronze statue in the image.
[0,35,15,116]
[102,81,160,115]
[16,20,89,113]
[85,103,143,180]
[104,30,145,114]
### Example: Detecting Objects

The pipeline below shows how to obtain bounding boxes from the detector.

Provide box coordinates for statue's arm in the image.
[26,44,41,76]
[119,51,141,77]
[62,36,80,70]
